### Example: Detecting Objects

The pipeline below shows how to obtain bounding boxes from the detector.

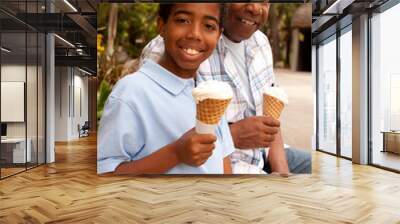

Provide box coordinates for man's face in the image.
[223,3,269,43]
[158,3,221,78]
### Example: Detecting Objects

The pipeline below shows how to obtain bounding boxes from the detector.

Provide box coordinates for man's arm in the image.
[267,129,289,174]
[223,156,232,174]
[228,116,289,175]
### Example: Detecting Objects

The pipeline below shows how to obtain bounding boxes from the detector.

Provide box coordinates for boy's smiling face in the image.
[223,3,269,43]
[158,3,221,78]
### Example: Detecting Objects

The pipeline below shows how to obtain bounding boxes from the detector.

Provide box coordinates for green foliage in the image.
[98,3,159,59]
[97,80,112,121]
[97,3,159,121]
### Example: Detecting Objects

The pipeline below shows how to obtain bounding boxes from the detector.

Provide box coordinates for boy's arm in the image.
[115,129,216,175]
[115,142,179,175]
[267,129,289,174]
[218,116,235,175]
[223,156,232,174]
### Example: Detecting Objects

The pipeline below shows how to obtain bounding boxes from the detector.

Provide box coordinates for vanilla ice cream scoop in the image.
[263,86,289,105]
[192,80,233,103]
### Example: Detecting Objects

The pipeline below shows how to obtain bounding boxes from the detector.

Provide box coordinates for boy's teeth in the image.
[241,19,255,25]
[184,48,199,55]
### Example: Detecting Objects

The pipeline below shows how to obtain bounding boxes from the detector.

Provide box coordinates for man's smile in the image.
[237,16,259,27]
[240,18,257,26]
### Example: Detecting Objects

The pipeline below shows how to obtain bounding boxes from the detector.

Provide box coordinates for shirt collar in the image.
[141,59,195,95]
[222,34,243,47]
[220,33,257,58]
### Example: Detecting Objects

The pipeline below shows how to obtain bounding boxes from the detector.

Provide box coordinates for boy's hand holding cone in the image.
[172,81,233,167]
[192,80,233,134]
[175,128,217,167]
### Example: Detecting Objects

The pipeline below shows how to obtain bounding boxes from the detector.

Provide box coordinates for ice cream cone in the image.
[192,80,233,134]
[262,86,288,120]
[263,93,284,120]
[196,98,231,125]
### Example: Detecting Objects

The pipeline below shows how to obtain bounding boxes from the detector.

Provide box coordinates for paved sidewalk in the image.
[275,69,313,151]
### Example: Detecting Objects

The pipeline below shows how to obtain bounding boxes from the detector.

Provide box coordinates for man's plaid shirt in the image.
[139,31,276,172]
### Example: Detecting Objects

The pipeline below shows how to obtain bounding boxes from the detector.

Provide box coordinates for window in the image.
[318,36,337,154]
[339,28,352,158]
[0,1,46,179]
[371,2,400,171]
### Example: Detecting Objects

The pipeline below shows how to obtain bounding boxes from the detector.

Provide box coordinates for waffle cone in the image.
[263,94,284,120]
[196,98,231,125]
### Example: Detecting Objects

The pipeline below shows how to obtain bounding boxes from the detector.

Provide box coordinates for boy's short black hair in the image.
[158,3,225,28]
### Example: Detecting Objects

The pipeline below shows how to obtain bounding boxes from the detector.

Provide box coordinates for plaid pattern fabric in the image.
[139,31,276,171]
[138,36,164,68]
[197,31,276,121]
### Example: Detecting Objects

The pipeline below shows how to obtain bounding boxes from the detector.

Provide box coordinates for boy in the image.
[97,3,234,175]
[139,3,312,174]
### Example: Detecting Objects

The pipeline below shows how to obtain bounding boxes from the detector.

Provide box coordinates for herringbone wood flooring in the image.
[1,135,400,223]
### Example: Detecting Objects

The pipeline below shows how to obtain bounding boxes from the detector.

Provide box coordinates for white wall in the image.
[54,67,89,141]
[1,63,46,164]
[73,73,89,137]
[1,65,37,138]
[55,66,69,141]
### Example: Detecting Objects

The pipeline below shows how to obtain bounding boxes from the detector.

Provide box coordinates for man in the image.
[139,3,311,174]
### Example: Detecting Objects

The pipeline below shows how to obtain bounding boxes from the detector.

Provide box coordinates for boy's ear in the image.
[157,16,165,38]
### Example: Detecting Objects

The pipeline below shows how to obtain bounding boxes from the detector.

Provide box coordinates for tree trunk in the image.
[107,3,118,57]
[269,5,280,67]
[286,26,292,68]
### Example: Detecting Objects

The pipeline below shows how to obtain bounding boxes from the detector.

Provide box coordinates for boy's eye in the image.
[205,23,217,31]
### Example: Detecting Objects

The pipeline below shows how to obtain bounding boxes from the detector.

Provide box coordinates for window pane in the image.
[318,37,337,154]
[1,17,28,178]
[340,28,352,158]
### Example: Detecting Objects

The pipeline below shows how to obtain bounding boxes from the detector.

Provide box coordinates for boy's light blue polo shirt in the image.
[97,60,235,174]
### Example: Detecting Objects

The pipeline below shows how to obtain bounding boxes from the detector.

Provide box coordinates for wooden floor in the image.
[372,151,400,171]
[0,135,400,223]
[1,167,26,178]
[1,163,45,178]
